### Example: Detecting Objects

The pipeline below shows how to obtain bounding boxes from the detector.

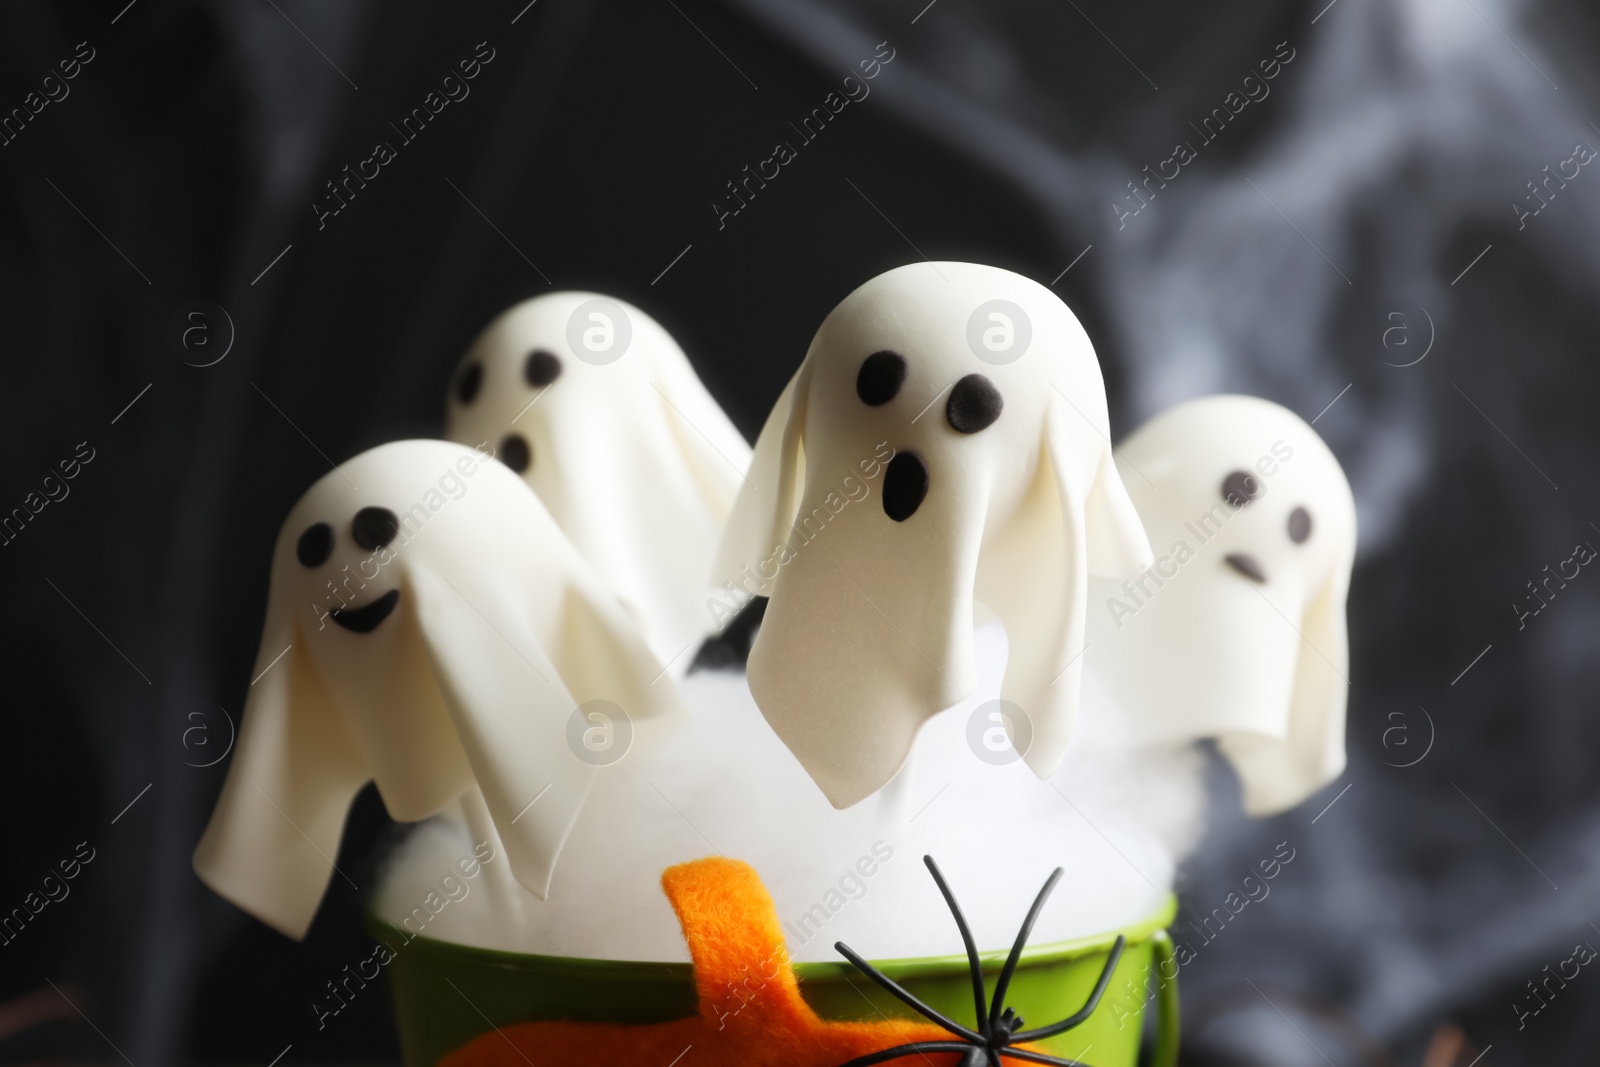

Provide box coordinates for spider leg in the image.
[834,942,984,1042]
[923,855,990,1038]
[832,1039,987,1067]
[992,1044,1095,1067]
[1010,935,1126,1043]
[987,867,1063,1034]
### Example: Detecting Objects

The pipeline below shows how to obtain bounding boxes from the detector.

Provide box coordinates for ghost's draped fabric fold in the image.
[982,403,1154,782]
[1085,395,1356,815]
[716,262,1151,808]
[190,594,368,940]
[445,293,752,671]
[193,440,680,938]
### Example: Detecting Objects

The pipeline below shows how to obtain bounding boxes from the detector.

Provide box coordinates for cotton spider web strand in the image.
[921,854,990,1039]
[988,867,1064,1035]
[1011,935,1126,1044]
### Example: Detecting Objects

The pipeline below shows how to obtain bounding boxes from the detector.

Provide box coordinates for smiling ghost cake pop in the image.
[444,292,752,671]
[193,440,678,939]
[1086,394,1356,815]
[714,262,1152,809]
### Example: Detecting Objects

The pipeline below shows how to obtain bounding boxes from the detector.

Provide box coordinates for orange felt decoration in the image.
[439,857,1050,1067]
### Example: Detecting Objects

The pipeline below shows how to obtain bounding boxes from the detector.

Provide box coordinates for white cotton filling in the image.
[372,620,1207,962]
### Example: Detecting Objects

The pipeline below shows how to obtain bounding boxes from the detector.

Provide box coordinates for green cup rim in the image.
[365,892,1177,984]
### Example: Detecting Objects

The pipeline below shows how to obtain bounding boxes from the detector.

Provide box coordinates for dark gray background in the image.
[2,0,1597,1064]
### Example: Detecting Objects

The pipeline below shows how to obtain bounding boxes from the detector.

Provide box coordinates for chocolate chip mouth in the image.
[330,589,400,633]
[881,452,929,522]
[1224,553,1267,584]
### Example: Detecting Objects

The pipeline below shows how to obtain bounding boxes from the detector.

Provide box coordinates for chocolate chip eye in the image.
[455,362,483,405]
[499,433,531,473]
[946,374,1002,434]
[1288,506,1312,543]
[351,507,400,551]
[296,522,333,567]
[856,351,906,406]
[524,349,562,387]
[1222,470,1260,508]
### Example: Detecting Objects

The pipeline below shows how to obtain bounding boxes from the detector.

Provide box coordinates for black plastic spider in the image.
[832,855,1126,1067]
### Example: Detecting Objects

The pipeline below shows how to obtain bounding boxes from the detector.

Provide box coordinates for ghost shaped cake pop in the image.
[193,440,678,939]
[444,292,752,671]
[1086,394,1356,815]
[714,262,1152,809]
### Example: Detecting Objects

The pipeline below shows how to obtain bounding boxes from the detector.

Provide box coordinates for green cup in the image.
[367,895,1178,1066]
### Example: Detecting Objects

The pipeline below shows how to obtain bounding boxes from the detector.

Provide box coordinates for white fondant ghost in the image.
[192,440,677,939]
[714,262,1152,809]
[444,292,752,670]
[1086,395,1356,815]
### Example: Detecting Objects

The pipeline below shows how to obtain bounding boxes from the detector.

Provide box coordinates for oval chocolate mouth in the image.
[331,589,400,633]
[881,451,929,522]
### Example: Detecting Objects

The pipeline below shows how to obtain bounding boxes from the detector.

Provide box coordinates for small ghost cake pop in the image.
[715,262,1152,809]
[445,292,752,670]
[192,440,677,939]
[1086,395,1356,815]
